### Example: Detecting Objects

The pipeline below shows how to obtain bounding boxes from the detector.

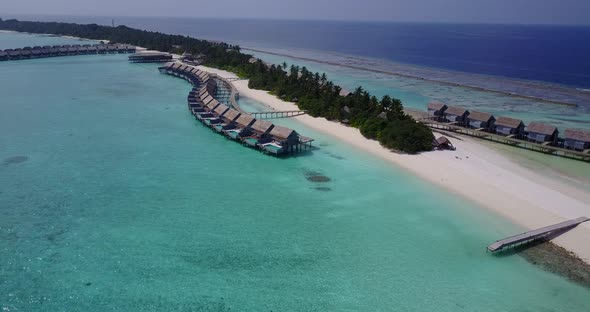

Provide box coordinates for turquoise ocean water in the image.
[1,33,590,311]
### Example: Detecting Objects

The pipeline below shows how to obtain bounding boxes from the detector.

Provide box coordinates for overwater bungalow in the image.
[0,51,7,61]
[31,49,43,58]
[213,108,242,132]
[205,99,221,112]
[48,47,59,56]
[466,111,495,131]
[242,120,275,147]
[67,46,79,55]
[97,45,108,54]
[564,128,590,151]
[129,51,173,63]
[444,106,469,124]
[203,103,229,126]
[22,49,33,59]
[427,101,447,121]
[39,47,51,56]
[495,116,525,138]
[225,114,256,139]
[263,125,300,154]
[58,46,69,56]
[526,122,559,145]
[213,103,230,116]
[6,49,21,60]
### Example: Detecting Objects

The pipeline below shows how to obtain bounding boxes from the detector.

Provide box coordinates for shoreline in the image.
[3,29,589,264]
[198,64,590,264]
[244,48,580,108]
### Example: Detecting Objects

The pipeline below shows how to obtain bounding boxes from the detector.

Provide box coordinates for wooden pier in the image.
[487,217,590,253]
[252,110,307,119]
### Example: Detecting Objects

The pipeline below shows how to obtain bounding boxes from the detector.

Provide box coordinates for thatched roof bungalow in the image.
[564,128,590,151]
[526,122,559,144]
[0,51,7,61]
[495,116,525,137]
[466,111,495,131]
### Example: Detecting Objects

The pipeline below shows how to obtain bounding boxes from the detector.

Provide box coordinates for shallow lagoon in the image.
[1,33,590,311]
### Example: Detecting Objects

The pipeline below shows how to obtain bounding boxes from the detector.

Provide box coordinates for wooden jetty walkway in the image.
[487,217,590,253]
[252,110,307,119]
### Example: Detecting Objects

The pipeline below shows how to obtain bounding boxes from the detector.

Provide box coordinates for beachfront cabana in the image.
[466,111,495,131]
[564,128,590,151]
[526,122,559,145]
[433,136,455,150]
[444,106,469,125]
[495,116,525,138]
[427,101,448,121]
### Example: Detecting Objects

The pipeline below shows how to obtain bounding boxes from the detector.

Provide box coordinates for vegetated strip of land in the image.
[0,18,433,154]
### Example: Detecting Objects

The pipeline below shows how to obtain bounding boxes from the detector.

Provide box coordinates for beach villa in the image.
[495,116,525,138]
[564,128,590,151]
[427,101,447,121]
[466,111,495,131]
[444,106,469,125]
[527,122,559,145]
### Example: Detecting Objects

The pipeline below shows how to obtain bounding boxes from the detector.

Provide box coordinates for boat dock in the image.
[158,62,314,156]
[0,43,136,61]
[487,217,590,253]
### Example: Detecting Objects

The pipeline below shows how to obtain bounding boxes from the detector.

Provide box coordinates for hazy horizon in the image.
[1,0,590,25]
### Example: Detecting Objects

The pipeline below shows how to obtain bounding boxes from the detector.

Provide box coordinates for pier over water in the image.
[487,217,590,253]
[158,62,313,156]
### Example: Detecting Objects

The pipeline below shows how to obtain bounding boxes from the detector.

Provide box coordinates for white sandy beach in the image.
[198,65,590,263]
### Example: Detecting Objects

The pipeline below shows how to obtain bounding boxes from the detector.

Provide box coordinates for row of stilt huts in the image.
[159,62,314,156]
[427,102,590,152]
[0,43,136,61]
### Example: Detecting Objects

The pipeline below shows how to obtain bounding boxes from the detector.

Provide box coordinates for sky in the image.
[1,0,589,25]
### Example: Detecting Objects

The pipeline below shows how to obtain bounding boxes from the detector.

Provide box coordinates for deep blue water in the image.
[7,15,590,88]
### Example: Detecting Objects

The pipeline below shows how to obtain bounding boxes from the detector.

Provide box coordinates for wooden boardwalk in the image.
[252,110,306,119]
[487,217,590,252]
